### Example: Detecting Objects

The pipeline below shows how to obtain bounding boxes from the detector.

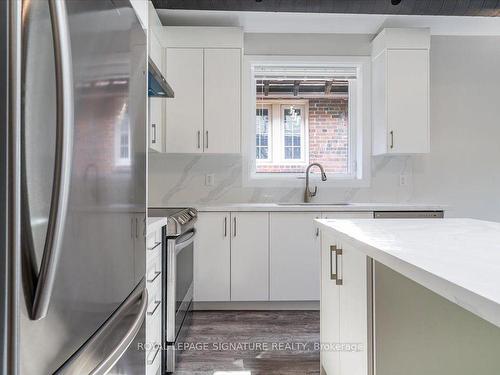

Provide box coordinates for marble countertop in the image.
[200,203,445,212]
[152,203,445,212]
[315,218,500,328]
[147,216,167,234]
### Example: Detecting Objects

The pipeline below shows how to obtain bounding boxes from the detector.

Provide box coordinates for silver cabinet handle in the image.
[147,346,161,366]
[336,247,343,286]
[147,300,161,316]
[197,130,201,149]
[148,241,161,251]
[151,123,156,144]
[23,0,74,321]
[330,245,337,280]
[147,271,161,283]
[390,130,394,149]
[224,217,227,237]
[135,217,139,238]
[316,227,320,237]
[233,217,237,237]
[205,130,208,149]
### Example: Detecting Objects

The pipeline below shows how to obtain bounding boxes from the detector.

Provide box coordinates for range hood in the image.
[148,58,174,98]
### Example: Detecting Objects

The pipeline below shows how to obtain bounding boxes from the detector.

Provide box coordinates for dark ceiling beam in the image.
[264,80,270,97]
[151,0,500,17]
[324,81,333,95]
[293,80,300,96]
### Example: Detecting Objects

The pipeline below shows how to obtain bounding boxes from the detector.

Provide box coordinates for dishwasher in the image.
[373,211,444,219]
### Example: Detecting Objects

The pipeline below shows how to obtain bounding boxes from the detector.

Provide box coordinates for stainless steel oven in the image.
[149,207,197,374]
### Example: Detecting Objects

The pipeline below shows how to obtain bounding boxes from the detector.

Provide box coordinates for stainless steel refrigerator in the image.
[2,0,148,374]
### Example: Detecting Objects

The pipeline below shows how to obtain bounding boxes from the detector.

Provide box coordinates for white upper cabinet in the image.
[149,97,163,152]
[372,28,430,155]
[165,48,204,153]
[163,27,243,154]
[204,49,241,154]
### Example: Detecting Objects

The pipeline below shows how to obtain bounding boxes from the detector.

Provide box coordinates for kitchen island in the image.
[315,218,500,375]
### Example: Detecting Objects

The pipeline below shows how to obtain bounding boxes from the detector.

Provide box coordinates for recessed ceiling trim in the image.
[152,0,500,17]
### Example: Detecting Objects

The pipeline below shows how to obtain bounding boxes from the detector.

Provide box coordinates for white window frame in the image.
[256,100,309,169]
[242,55,371,188]
[255,104,273,162]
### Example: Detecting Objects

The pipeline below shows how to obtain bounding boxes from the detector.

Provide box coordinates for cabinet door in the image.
[231,212,269,301]
[387,49,429,153]
[194,212,231,301]
[270,212,321,301]
[320,231,340,375]
[149,97,162,152]
[338,242,369,375]
[165,48,204,153]
[203,49,241,154]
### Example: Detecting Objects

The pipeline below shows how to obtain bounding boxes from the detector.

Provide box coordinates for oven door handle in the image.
[175,228,196,253]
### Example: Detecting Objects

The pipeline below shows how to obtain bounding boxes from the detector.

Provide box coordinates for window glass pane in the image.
[283,106,302,160]
[256,107,270,160]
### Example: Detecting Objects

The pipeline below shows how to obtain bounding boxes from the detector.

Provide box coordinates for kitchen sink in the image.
[276,203,352,206]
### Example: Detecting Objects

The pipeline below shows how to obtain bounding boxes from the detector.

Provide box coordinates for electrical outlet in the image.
[205,174,215,186]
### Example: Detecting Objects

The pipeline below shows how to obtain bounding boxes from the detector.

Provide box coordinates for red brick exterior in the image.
[256,97,349,174]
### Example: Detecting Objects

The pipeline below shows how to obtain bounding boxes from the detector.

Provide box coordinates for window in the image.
[256,106,271,160]
[243,56,371,187]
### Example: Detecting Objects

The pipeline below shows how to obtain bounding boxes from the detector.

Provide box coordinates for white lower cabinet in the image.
[320,230,370,375]
[230,212,269,301]
[270,212,321,301]
[194,211,373,305]
[194,212,231,301]
[145,223,163,375]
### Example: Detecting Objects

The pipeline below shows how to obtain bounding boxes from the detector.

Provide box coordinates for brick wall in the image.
[256,97,349,174]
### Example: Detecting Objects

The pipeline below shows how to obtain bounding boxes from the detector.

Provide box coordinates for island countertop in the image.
[315,218,500,328]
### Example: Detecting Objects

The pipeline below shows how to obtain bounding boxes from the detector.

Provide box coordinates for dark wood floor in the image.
[174,311,320,375]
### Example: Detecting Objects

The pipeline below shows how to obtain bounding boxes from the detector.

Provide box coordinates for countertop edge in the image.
[150,203,446,213]
[315,219,500,329]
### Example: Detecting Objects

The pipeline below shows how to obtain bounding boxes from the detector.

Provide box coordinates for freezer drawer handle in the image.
[55,282,148,375]
[21,0,74,321]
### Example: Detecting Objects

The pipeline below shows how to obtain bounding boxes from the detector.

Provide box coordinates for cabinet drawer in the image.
[146,229,162,263]
[146,254,162,288]
[146,286,162,345]
[146,341,161,375]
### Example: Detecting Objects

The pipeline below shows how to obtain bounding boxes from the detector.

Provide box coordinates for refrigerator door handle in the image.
[55,282,148,375]
[26,0,74,321]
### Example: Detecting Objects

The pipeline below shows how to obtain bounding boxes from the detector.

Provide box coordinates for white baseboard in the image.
[193,301,320,311]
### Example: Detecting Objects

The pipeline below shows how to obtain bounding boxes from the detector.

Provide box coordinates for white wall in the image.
[149,34,500,221]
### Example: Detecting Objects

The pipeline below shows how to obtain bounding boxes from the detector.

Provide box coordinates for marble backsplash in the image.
[148,152,415,207]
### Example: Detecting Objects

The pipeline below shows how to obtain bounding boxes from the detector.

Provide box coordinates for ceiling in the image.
[156,9,500,35]
[152,0,500,17]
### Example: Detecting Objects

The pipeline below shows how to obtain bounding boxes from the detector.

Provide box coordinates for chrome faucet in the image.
[304,163,327,203]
